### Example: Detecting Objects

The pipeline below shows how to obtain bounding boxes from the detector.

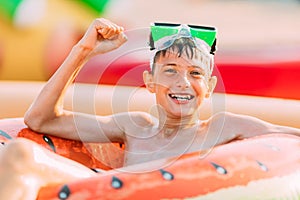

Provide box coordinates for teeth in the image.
[169,94,193,100]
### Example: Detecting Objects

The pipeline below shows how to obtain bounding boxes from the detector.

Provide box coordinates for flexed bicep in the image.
[24,18,127,140]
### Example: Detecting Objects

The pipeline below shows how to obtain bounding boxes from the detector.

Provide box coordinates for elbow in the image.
[24,110,45,132]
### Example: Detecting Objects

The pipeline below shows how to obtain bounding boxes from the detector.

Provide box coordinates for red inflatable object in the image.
[1,115,300,199]
[0,119,124,170]
[75,48,300,100]
[37,134,300,200]
[18,128,124,170]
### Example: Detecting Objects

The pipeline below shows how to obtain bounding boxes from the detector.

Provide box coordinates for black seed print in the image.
[256,160,268,172]
[210,162,227,174]
[111,176,123,189]
[58,185,71,200]
[159,169,174,181]
[91,168,103,173]
[0,130,12,140]
[43,135,56,152]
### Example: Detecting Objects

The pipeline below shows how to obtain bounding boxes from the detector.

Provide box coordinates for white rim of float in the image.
[187,171,300,200]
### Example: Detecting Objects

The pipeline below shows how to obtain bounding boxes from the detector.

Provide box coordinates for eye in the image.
[164,68,177,74]
[190,70,204,77]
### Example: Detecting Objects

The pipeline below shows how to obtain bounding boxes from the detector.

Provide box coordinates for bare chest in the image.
[123,125,239,166]
[124,129,207,166]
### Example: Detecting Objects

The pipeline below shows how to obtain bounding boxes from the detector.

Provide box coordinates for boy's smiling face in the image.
[144,49,216,119]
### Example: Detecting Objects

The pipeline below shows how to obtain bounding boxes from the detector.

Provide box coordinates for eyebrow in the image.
[162,63,205,70]
[189,65,203,69]
[161,64,206,75]
[162,63,177,67]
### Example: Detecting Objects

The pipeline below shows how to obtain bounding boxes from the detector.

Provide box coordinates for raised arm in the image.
[24,18,127,142]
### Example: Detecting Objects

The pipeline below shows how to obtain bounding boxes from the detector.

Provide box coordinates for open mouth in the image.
[169,94,194,101]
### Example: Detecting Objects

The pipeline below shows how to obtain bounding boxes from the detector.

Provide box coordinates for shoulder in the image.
[92,112,157,142]
[130,111,157,126]
[209,111,255,123]
[116,111,158,128]
[209,111,236,123]
[208,111,274,139]
[206,111,249,137]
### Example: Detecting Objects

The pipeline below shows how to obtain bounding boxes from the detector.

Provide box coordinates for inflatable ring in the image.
[38,134,300,200]
[0,118,299,199]
[1,81,300,199]
[0,118,124,170]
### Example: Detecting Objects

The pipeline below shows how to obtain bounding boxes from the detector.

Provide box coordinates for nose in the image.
[176,73,191,89]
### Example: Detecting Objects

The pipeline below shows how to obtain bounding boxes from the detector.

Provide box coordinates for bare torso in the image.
[122,112,240,166]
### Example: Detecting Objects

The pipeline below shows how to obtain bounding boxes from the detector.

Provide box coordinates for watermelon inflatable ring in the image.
[0,82,300,199]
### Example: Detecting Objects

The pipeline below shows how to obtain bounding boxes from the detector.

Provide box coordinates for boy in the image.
[1,18,300,199]
[24,18,300,165]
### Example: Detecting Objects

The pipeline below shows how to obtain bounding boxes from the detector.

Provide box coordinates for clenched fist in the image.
[77,18,127,57]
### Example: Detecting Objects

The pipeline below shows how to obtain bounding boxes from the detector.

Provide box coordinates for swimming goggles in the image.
[149,22,217,55]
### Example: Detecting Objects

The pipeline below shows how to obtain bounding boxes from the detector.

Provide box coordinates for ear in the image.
[143,70,155,93]
[205,76,217,98]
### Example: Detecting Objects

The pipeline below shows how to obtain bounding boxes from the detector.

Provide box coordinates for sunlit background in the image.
[0,0,299,98]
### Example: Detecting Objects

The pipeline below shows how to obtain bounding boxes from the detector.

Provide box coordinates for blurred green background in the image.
[0,0,299,81]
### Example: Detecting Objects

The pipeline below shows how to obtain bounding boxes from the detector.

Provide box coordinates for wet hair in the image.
[150,37,214,77]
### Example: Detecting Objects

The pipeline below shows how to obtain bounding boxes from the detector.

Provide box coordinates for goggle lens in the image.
[150,23,217,48]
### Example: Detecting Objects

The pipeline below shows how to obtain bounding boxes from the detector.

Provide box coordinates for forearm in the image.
[24,18,127,135]
[273,124,300,137]
[24,45,92,130]
[229,112,300,139]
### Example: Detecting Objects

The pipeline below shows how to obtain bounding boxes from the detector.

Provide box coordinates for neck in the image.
[158,111,200,131]
[158,115,200,139]
[152,106,201,138]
